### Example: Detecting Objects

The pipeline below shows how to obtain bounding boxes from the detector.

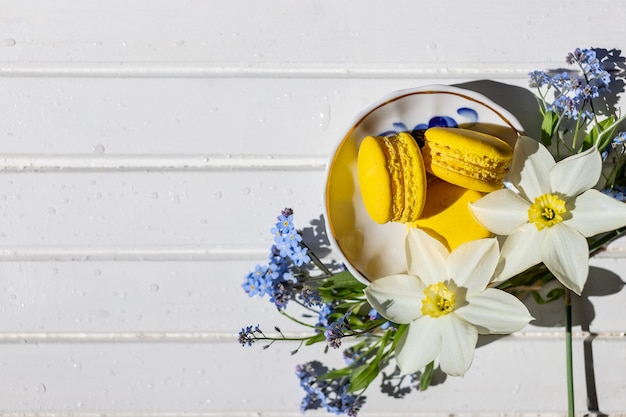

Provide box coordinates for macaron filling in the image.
[422,127,514,192]
[423,142,509,185]
[381,135,423,223]
[379,136,406,221]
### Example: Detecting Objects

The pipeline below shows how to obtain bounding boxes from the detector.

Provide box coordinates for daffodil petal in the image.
[364,274,423,324]
[446,238,499,296]
[454,288,533,334]
[509,136,555,201]
[541,224,589,295]
[469,189,530,235]
[495,224,543,282]
[566,189,626,237]
[395,317,441,376]
[438,315,478,376]
[550,146,601,198]
[406,228,448,285]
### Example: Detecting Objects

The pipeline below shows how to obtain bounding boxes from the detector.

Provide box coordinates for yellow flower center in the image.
[527,194,567,231]
[421,282,456,318]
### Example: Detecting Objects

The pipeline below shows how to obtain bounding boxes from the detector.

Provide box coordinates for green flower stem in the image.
[352,335,385,363]
[553,112,568,158]
[565,289,575,417]
[571,114,584,152]
[279,309,319,329]
[603,149,626,189]
[589,226,626,255]
[254,334,318,343]
[344,319,392,338]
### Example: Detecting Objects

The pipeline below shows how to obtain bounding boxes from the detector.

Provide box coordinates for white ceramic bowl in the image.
[323,84,525,285]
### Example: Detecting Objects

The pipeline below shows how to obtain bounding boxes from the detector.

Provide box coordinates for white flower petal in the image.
[469,189,531,235]
[495,224,543,282]
[454,288,533,334]
[509,136,555,201]
[438,315,478,376]
[406,228,449,285]
[446,238,499,296]
[550,147,601,198]
[365,274,423,324]
[566,189,626,237]
[541,224,589,295]
[395,317,441,376]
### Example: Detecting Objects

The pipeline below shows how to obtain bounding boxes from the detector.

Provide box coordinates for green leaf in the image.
[346,328,397,393]
[319,271,367,303]
[583,120,603,150]
[541,111,559,146]
[304,332,326,345]
[495,263,553,290]
[419,361,435,391]
[390,324,408,350]
[594,115,626,152]
[375,329,392,361]
[322,271,367,291]
[348,362,379,393]
[583,115,614,150]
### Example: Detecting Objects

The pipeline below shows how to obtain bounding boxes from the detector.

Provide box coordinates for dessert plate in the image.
[324,85,524,285]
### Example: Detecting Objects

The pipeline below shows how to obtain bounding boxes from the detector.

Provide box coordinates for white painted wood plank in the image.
[0,337,622,414]
[0,261,287,333]
[0,171,325,249]
[0,1,623,415]
[0,78,540,156]
[0,168,624,252]
[581,258,626,334]
[0,259,623,334]
[0,0,623,77]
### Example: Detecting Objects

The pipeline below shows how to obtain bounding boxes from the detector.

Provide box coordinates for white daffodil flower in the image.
[470,136,626,295]
[364,228,532,377]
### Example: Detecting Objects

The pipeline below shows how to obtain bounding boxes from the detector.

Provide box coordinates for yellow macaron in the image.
[410,178,492,251]
[422,127,513,192]
[357,132,427,224]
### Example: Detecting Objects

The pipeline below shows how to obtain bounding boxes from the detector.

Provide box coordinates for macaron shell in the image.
[357,133,427,224]
[426,164,503,193]
[423,127,513,192]
[410,178,492,251]
[357,136,394,224]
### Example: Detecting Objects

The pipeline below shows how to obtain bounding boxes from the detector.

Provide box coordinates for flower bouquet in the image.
[239,48,626,416]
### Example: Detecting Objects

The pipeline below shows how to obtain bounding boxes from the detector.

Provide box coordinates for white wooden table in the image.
[0,1,624,415]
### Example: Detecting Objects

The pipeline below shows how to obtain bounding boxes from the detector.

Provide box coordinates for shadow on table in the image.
[578,267,624,417]
[461,265,622,416]
[453,79,542,138]
[300,214,344,274]
[522,266,624,328]
[524,266,624,417]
